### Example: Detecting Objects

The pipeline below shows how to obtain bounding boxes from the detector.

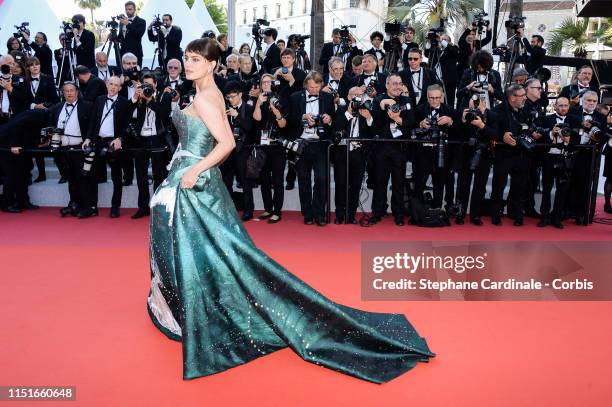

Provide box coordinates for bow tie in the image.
[410,70,420,74]
[583,111,593,116]
[106,97,115,103]
[578,84,588,88]
[556,115,566,120]
[31,78,39,82]
[307,95,318,99]
[66,103,75,108]
[329,80,339,85]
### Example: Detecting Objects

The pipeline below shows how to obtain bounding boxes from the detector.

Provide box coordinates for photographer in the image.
[118,53,140,100]
[518,29,546,75]
[365,31,386,74]
[457,20,492,78]
[273,48,306,101]
[228,54,261,104]
[456,50,503,110]
[424,33,460,107]
[287,72,335,226]
[537,97,580,228]
[323,57,351,106]
[29,32,53,77]
[82,76,131,219]
[75,65,107,103]
[162,58,192,108]
[147,14,183,71]
[413,84,458,210]
[71,14,96,69]
[217,34,234,64]
[253,73,287,223]
[456,94,499,225]
[91,52,121,81]
[490,84,530,226]
[568,90,606,225]
[6,37,23,54]
[368,73,415,226]
[350,54,386,100]
[332,86,374,224]
[399,48,439,106]
[222,81,255,220]
[238,43,259,75]
[259,28,281,74]
[319,29,342,75]
[287,34,311,72]
[219,54,239,78]
[118,1,147,67]
[559,65,599,106]
[54,34,73,86]
[127,73,172,219]
[48,81,93,217]
[0,54,29,120]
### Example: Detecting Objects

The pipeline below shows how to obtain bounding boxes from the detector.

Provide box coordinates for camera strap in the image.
[100,99,118,128]
[60,103,76,129]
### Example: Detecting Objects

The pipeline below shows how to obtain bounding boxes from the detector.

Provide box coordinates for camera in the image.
[289,34,311,49]
[12,22,29,40]
[139,83,155,98]
[505,15,526,31]
[465,109,482,123]
[106,16,119,30]
[264,92,282,109]
[426,19,445,48]
[151,14,163,30]
[99,139,117,157]
[81,145,96,176]
[384,103,406,114]
[40,127,64,151]
[350,97,373,111]
[384,21,405,36]
[124,67,141,84]
[249,76,260,88]
[1,64,11,75]
[252,19,272,38]
[277,138,306,155]
[412,123,448,168]
[511,124,538,151]
[365,79,377,96]
[473,11,490,31]
[281,66,289,75]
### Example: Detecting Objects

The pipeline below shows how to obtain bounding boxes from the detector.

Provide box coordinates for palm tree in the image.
[387,0,481,28]
[75,0,101,26]
[594,17,612,47]
[547,18,590,58]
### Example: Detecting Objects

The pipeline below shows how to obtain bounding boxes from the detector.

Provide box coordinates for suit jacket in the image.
[333,104,375,139]
[276,67,306,101]
[521,38,546,75]
[91,65,122,81]
[343,46,363,72]
[288,90,336,140]
[147,25,183,67]
[350,72,387,96]
[398,67,440,106]
[31,43,53,76]
[3,75,29,116]
[559,83,599,102]
[27,74,59,107]
[127,91,172,138]
[456,68,504,110]
[227,72,260,103]
[119,16,147,58]
[227,102,255,145]
[538,113,581,149]
[0,109,50,148]
[425,44,460,84]
[323,73,351,102]
[319,42,337,74]
[414,103,459,140]
[74,29,96,69]
[48,99,93,141]
[80,76,108,103]
[87,94,131,142]
[371,93,415,139]
[261,42,281,74]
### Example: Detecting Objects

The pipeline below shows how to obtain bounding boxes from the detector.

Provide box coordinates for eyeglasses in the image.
[168,66,180,70]
[529,86,542,90]
[513,93,527,98]
[407,57,420,61]
[428,96,443,100]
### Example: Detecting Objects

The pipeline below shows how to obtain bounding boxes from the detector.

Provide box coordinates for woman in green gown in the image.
[147,38,435,384]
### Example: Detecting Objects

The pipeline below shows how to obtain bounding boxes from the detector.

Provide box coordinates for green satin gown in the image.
[147,104,435,384]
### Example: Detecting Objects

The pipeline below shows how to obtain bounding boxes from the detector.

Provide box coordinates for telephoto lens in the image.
[281,67,289,74]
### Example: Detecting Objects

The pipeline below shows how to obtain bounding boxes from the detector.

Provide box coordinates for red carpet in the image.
[1,207,611,406]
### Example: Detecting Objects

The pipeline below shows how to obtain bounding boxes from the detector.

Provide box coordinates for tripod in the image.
[428,44,449,103]
[384,35,403,73]
[101,28,123,74]
[55,38,77,90]
[503,31,524,88]
[295,46,311,71]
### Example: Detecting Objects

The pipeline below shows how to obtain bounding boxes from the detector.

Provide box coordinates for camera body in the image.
[350,97,373,112]
[465,109,482,123]
[12,22,29,40]
[277,138,306,155]
[384,21,405,37]
[151,14,163,30]
[365,79,377,96]
[1,64,11,75]
[40,127,64,151]
[264,92,282,110]
[140,83,155,98]
[473,11,490,32]
[505,15,526,31]
[383,103,406,114]
[124,68,141,85]
[252,19,272,39]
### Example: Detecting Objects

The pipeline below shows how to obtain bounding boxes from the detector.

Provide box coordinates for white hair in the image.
[121,52,137,63]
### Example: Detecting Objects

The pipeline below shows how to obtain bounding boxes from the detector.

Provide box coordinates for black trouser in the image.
[372,142,407,218]
[285,151,297,185]
[412,145,451,209]
[491,149,529,220]
[133,136,168,210]
[81,144,123,209]
[296,141,329,221]
[260,145,286,216]
[58,146,85,208]
[34,153,46,179]
[540,153,571,221]
[235,147,255,214]
[333,145,366,220]
[568,150,593,219]
[457,147,493,218]
[0,151,30,208]
[524,150,544,211]
[54,153,69,180]
[122,149,135,183]
[444,82,457,108]
[220,149,238,193]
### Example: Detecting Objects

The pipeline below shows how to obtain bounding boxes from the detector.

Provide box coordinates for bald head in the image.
[95,52,108,67]
[107,76,122,96]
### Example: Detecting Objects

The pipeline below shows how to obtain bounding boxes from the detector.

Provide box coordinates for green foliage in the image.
[547,18,590,57]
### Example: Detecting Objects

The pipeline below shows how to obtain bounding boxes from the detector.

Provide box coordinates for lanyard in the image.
[60,103,76,129]
[100,99,117,128]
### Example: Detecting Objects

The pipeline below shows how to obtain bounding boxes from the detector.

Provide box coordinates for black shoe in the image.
[316,219,327,226]
[347,217,358,224]
[60,203,78,217]
[524,208,540,218]
[575,216,586,226]
[455,215,464,225]
[605,204,612,214]
[33,176,46,183]
[58,177,68,184]
[1,206,22,213]
[368,216,381,225]
[552,219,564,229]
[394,217,405,226]
[241,212,253,221]
[257,212,273,220]
[110,207,120,218]
[537,218,549,228]
[492,216,502,226]
[267,215,281,224]
[513,219,524,226]
[21,202,40,210]
[470,216,483,226]
[123,179,133,186]
[334,215,345,225]
[304,218,314,225]
[78,207,98,218]
[131,208,150,219]
[285,182,295,190]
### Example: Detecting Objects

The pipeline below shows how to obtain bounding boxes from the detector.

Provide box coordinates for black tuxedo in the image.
[163,76,193,103]
[319,42,340,74]
[227,71,260,103]
[261,42,281,74]
[80,75,108,103]
[457,28,492,76]
[30,43,53,76]
[398,66,439,106]
[425,44,460,106]
[364,47,385,72]
[118,16,147,65]
[521,38,546,75]
[48,99,93,140]
[288,91,336,141]
[87,95,131,142]
[399,42,420,68]
[276,67,306,101]
[27,74,59,107]
[456,68,504,110]
[1,75,29,116]
[351,72,387,97]
[91,65,122,81]
[74,29,96,69]
[323,73,351,102]
[147,25,183,69]
[559,83,599,103]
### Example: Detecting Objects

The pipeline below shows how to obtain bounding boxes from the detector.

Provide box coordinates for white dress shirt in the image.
[58,101,82,145]
[301,92,320,140]
[99,95,118,138]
